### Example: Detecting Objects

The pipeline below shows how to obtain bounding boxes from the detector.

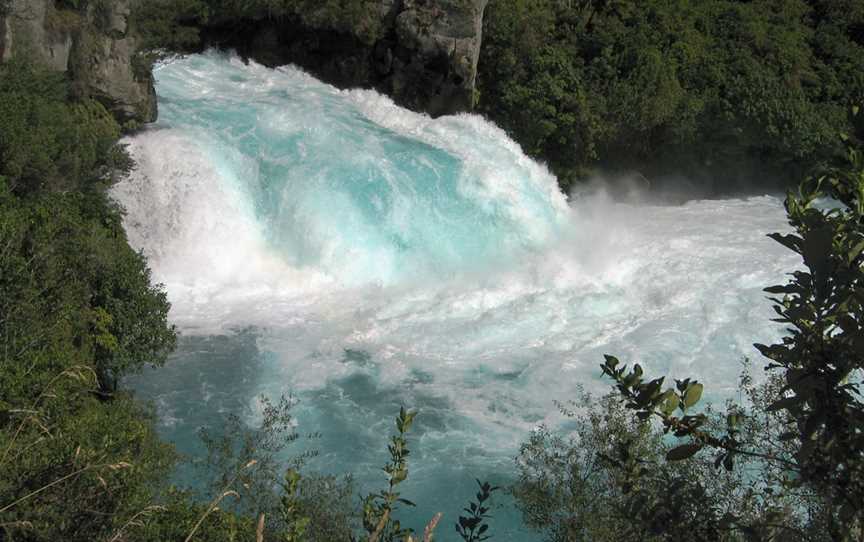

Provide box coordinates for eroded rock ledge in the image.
[0,0,487,125]
[204,0,489,117]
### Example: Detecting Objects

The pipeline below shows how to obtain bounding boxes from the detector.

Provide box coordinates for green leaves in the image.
[456,479,499,542]
[396,406,416,435]
[361,407,417,542]
[602,131,864,536]
[280,468,310,542]
[660,391,679,417]
[480,0,862,190]
[665,443,702,461]
[683,383,703,409]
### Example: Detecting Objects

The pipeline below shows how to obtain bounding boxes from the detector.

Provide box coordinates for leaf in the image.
[660,391,679,416]
[762,284,798,295]
[847,239,864,264]
[683,383,703,408]
[665,443,702,461]
[726,413,741,428]
[391,469,408,484]
[801,226,834,289]
[767,232,802,253]
[766,396,798,412]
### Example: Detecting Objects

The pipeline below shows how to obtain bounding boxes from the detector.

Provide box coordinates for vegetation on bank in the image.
[479,0,864,192]
[2,0,864,540]
[0,60,177,540]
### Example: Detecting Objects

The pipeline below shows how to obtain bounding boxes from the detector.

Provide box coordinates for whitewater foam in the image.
[116,51,798,539]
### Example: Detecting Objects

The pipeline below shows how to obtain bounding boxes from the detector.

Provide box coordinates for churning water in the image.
[115,52,798,539]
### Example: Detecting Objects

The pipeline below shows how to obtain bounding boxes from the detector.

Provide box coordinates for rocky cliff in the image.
[204,0,489,117]
[0,0,487,124]
[0,0,156,125]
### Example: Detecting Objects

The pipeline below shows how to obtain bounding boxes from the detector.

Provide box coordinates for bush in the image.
[0,59,178,541]
[597,114,864,539]
[512,384,814,542]
[0,61,125,196]
[479,0,864,191]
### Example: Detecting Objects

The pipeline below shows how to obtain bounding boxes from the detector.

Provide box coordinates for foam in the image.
[116,52,799,539]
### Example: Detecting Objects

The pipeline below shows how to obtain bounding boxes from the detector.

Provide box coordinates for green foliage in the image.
[280,469,311,542]
[197,395,301,518]
[599,114,864,539]
[133,488,258,542]
[361,406,417,542]
[187,394,357,540]
[0,61,126,195]
[284,0,382,45]
[0,58,178,541]
[753,129,864,534]
[456,480,499,542]
[513,384,818,541]
[288,471,357,542]
[131,0,210,54]
[479,0,864,190]
[0,184,179,538]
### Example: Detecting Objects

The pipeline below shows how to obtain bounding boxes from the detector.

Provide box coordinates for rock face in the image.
[0,0,156,125]
[207,0,489,117]
[391,0,488,114]
[0,0,486,123]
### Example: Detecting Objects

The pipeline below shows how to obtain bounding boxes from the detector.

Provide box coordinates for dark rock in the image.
[203,0,489,117]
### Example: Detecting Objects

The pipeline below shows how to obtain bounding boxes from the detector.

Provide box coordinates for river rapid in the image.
[114,52,798,539]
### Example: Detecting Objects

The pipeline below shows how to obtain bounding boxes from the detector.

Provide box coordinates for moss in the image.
[43,5,83,35]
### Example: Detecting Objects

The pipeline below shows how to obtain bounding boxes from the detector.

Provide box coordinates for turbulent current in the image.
[114,52,798,539]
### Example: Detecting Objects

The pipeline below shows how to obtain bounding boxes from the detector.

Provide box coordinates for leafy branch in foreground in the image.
[456,479,499,542]
[362,407,417,542]
[601,111,864,540]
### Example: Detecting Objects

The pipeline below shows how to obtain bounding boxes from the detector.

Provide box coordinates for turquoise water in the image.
[116,52,798,539]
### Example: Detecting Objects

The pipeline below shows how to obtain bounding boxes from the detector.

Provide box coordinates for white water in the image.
[116,52,798,539]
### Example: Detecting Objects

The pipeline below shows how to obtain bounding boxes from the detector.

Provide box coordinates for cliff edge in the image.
[1,0,157,125]
[0,0,487,124]
[204,0,489,117]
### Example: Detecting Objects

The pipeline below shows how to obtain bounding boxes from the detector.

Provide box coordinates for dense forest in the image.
[478,0,864,192]
[1,0,864,540]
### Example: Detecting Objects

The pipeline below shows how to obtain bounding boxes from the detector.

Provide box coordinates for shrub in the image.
[598,112,864,539]
[479,0,864,191]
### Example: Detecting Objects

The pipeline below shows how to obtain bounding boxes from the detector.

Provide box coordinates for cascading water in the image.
[115,51,798,539]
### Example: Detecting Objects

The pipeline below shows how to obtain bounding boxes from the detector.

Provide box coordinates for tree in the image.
[600,110,864,540]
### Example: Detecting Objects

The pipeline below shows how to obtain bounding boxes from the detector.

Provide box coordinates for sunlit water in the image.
[115,52,798,540]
